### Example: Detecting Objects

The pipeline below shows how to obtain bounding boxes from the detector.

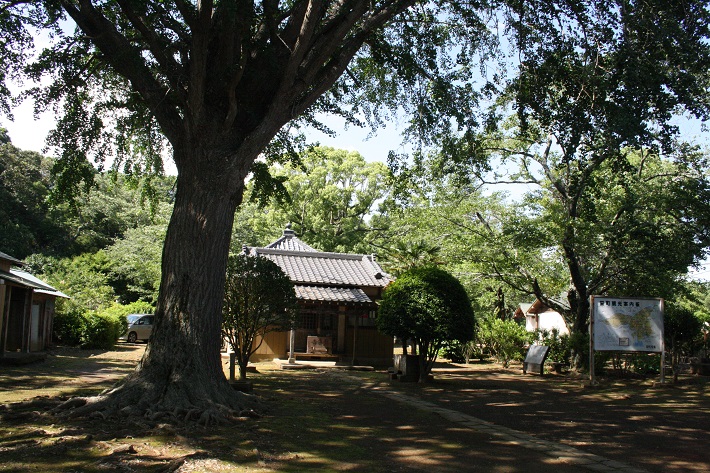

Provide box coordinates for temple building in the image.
[243,225,394,367]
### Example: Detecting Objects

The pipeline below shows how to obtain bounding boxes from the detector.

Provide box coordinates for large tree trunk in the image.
[563,227,591,371]
[62,148,255,423]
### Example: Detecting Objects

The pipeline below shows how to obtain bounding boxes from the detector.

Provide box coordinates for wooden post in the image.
[0,284,7,355]
[23,289,32,353]
[589,295,596,386]
[0,283,5,354]
[659,298,666,384]
[351,314,358,366]
[229,352,236,382]
[338,313,346,352]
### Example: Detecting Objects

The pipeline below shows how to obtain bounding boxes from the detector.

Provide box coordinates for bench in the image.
[549,361,569,373]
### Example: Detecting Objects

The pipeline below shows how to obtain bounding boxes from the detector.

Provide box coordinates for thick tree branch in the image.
[173,0,198,28]
[184,0,215,130]
[59,0,182,144]
[115,0,183,85]
[293,0,417,115]
[588,205,628,294]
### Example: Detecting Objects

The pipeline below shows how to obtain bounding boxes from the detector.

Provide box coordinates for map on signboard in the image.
[592,297,663,352]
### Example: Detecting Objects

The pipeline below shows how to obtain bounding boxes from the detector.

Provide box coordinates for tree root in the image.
[51,378,260,426]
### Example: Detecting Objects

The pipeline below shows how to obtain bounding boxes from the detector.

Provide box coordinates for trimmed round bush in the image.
[80,312,124,349]
[377,266,475,382]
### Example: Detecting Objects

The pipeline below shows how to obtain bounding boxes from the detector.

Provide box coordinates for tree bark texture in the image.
[47,0,419,420]
[65,150,254,423]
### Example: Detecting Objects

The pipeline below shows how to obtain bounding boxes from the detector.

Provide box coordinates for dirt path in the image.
[361,362,710,473]
[1,347,708,472]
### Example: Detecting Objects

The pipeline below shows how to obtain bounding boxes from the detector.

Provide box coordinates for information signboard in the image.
[591,296,664,353]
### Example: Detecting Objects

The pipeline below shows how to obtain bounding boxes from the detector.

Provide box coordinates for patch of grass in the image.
[245,369,470,472]
[0,345,144,404]
[3,348,710,472]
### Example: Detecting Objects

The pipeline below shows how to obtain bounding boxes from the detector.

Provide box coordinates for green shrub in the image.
[377,266,475,382]
[52,301,154,349]
[99,301,155,336]
[442,340,467,363]
[477,316,533,367]
[80,312,124,349]
[52,307,86,346]
[535,328,571,364]
[442,340,485,363]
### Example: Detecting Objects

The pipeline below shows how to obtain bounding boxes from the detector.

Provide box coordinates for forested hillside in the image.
[2,133,709,362]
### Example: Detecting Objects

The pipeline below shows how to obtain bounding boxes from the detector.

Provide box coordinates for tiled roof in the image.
[265,226,317,252]
[251,248,391,288]
[295,285,373,304]
[245,225,392,289]
[0,251,24,266]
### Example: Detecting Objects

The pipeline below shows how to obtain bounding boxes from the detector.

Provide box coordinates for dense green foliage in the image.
[79,312,125,350]
[385,136,710,359]
[1,145,170,348]
[0,141,175,261]
[378,266,475,382]
[270,147,389,253]
[385,1,710,366]
[222,254,297,381]
[100,301,155,325]
[4,133,710,366]
[53,301,153,350]
[665,304,704,381]
[476,315,532,367]
[231,147,390,253]
[0,143,68,257]
[535,329,571,366]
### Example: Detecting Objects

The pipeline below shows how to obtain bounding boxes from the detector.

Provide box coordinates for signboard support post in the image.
[660,298,666,384]
[590,295,664,385]
[660,348,666,384]
[589,296,596,385]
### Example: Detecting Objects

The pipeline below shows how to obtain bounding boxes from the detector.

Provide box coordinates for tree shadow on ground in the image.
[391,361,710,473]
[1,349,708,472]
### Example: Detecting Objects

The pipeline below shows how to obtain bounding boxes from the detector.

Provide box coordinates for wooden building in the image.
[0,250,68,359]
[514,298,569,335]
[243,226,394,366]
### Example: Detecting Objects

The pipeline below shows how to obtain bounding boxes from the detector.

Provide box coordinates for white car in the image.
[122,314,154,343]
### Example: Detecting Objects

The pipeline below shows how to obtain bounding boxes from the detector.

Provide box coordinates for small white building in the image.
[515,298,569,335]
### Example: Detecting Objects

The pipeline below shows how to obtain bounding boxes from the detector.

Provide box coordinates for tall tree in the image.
[2,1,497,419]
[408,1,710,345]
[271,146,390,252]
[496,0,710,338]
[228,146,390,253]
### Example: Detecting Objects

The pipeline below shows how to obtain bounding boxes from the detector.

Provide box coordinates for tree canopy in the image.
[222,253,297,381]
[377,266,475,382]
[388,0,710,355]
[232,146,390,252]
